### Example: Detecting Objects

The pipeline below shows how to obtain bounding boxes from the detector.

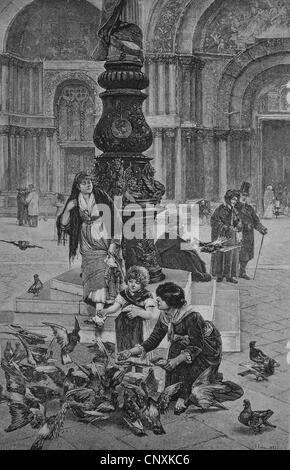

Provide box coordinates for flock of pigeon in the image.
[0,318,280,450]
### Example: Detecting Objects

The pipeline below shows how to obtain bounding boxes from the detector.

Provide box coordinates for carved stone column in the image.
[9,130,16,190]
[0,126,9,190]
[29,68,34,115]
[214,130,229,201]
[46,129,56,192]
[38,65,43,114]
[152,127,163,183]
[195,59,205,126]
[121,0,141,25]
[1,59,9,112]
[145,54,178,116]
[178,56,205,125]
[182,128,194,200]
[202,129,216,200]
[164,128,178,200]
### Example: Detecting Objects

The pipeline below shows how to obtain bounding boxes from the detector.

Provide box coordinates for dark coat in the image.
[142,307,222,400]
[237,203,266,262]
[210,204,241,278]
[155,235,208,282]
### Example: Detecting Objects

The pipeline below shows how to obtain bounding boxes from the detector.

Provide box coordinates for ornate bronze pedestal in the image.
[93,56,165,283]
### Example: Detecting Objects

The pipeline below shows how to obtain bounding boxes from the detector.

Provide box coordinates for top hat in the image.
[240,181,250,196]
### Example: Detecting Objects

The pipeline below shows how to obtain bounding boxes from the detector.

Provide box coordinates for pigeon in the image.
[238,399,276,434]
[123,416,147,436]
[6,334,53,367]
[27,274,44,296]
[65,388,110,419]
[126,378,181,435]
[141,383,182,435]
[198,236,229,254]
[28,386,62,404]
[0,360,39,408]
[19,364,51,384]
[249,342,280,368]
[240,359,276,379]
[42,317,81,365]
[238,364,269,381]
[2,341,26,364]
[9,325,47,345]
[87,338,115,366]
[122,390,146,436]
[0,240,44,250]
[30,402,71,450]
[5,402,45,433]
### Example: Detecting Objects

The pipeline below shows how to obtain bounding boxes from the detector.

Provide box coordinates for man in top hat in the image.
[237,182,268,280]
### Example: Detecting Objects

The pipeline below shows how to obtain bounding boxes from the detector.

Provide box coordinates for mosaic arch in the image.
[193,0,290,53]
[215,39,290,129]
[145,0,214,53]
[5,0,101,60]
[145,0,290,54]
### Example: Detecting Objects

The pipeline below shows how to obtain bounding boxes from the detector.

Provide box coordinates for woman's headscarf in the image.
[57,171,117,261]
[224,189,240,205]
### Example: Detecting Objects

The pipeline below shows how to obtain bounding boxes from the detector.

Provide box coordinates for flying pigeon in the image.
[0,240,44,250]
[42,317,81,365]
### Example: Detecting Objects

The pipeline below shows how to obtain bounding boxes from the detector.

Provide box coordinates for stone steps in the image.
[2,269,240,352]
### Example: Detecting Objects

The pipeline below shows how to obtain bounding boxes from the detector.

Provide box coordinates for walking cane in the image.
[253,234,264,280]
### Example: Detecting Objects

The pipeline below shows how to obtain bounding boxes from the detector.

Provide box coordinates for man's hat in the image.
[240,181,250,196]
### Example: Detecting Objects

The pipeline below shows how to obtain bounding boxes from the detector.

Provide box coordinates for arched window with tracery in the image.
[56,83,95,142]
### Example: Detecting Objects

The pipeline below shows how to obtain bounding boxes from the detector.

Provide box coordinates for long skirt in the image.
[211,247,239,279]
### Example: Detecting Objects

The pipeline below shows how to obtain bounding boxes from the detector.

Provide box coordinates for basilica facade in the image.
[1,0,290,213]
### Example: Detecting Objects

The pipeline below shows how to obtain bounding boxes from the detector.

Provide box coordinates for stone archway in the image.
[1,0,102,54]
[214,39,290,210]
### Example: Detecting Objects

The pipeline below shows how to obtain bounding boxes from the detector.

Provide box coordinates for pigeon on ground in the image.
[238,363,269,381]
[126,377,182,435]
[249,342,280,367]
[141,382,182,434]
[42,317,81,365]
[238,399,276,434]
[27,274,43,296]
[65,388,111,419]
[122,390,147,436]
[30,402,70,450]
[0,240,44,250]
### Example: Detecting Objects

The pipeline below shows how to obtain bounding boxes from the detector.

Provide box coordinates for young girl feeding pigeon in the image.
[99,266,156,358]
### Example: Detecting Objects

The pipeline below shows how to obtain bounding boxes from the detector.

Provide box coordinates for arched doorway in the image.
[215,42,290,212]
[54,81,97,194]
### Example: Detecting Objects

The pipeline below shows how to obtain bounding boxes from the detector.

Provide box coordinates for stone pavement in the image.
[0,216,289,450]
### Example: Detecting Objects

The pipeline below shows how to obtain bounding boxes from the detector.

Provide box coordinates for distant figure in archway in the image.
[263,185,274,219]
